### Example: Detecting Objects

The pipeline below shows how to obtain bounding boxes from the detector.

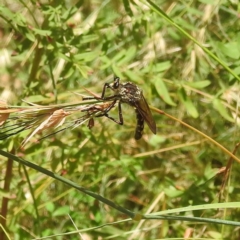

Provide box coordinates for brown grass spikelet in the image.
[22,109,70,146]
[0,99,10,126]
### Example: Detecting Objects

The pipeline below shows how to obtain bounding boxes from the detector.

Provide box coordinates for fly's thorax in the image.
[115,82,142,104]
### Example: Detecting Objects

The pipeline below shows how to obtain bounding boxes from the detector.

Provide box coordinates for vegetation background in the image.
[1,0,240,239]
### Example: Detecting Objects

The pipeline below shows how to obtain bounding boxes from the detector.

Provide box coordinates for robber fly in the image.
[83,77,156,140]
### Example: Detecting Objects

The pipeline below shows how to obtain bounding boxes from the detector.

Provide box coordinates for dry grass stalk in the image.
[0,98,116,146]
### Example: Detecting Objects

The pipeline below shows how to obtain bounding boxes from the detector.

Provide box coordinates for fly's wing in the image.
[134,110,144,140]
[134,93,156,134]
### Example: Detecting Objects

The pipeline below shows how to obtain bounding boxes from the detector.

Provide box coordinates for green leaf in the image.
[154,78,176,106]
[187,7,204,17]
[218,42,240,60]
[25,95,49,102]
[0,6,15,19]
[213,98,234,122]
[186,80,211,89]
[32,28,52,36]
[45,202,55,213]
[74,51,99,62]
[100,55,111,69]
[58,52,71,61]
[198,0,216,4]
[112,49,127,62]
[142,61,171,73]
[229,64,240,81]
[112,64,123,78]
[0,189,13,198]
[117,46,136,65]
[122,0,133,16]
[153,62,171,72]
[52,206,70,217]
[175,18,197,31]
[164,187,183,198]
[178,88,199,118]
[62,6,77,21]
[75,64,92,78]
[124,70,141,81]
[25,31,36,42]
[15,12,27,27]
[81,34,99,43]
[207,231,223,239]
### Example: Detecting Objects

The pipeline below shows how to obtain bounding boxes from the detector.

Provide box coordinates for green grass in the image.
[1,0,240,239]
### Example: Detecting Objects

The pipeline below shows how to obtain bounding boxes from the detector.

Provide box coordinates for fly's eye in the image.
[113,77,120,89]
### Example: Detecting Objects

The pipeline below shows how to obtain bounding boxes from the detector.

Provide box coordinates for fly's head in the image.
[108,76,120,90]
[112,76,120,89]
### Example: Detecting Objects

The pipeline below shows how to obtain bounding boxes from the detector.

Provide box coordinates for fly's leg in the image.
[83,77,120,101]
[96,101,123,125]
[83,82,112,101]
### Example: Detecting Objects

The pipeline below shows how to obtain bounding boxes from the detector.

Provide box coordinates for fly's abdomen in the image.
[134,110,144,140]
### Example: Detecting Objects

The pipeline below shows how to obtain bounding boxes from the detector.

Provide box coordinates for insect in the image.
[83,77,156,139]
[81,101,119,129]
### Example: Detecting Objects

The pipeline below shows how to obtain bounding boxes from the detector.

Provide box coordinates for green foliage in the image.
[0,0,240,239]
